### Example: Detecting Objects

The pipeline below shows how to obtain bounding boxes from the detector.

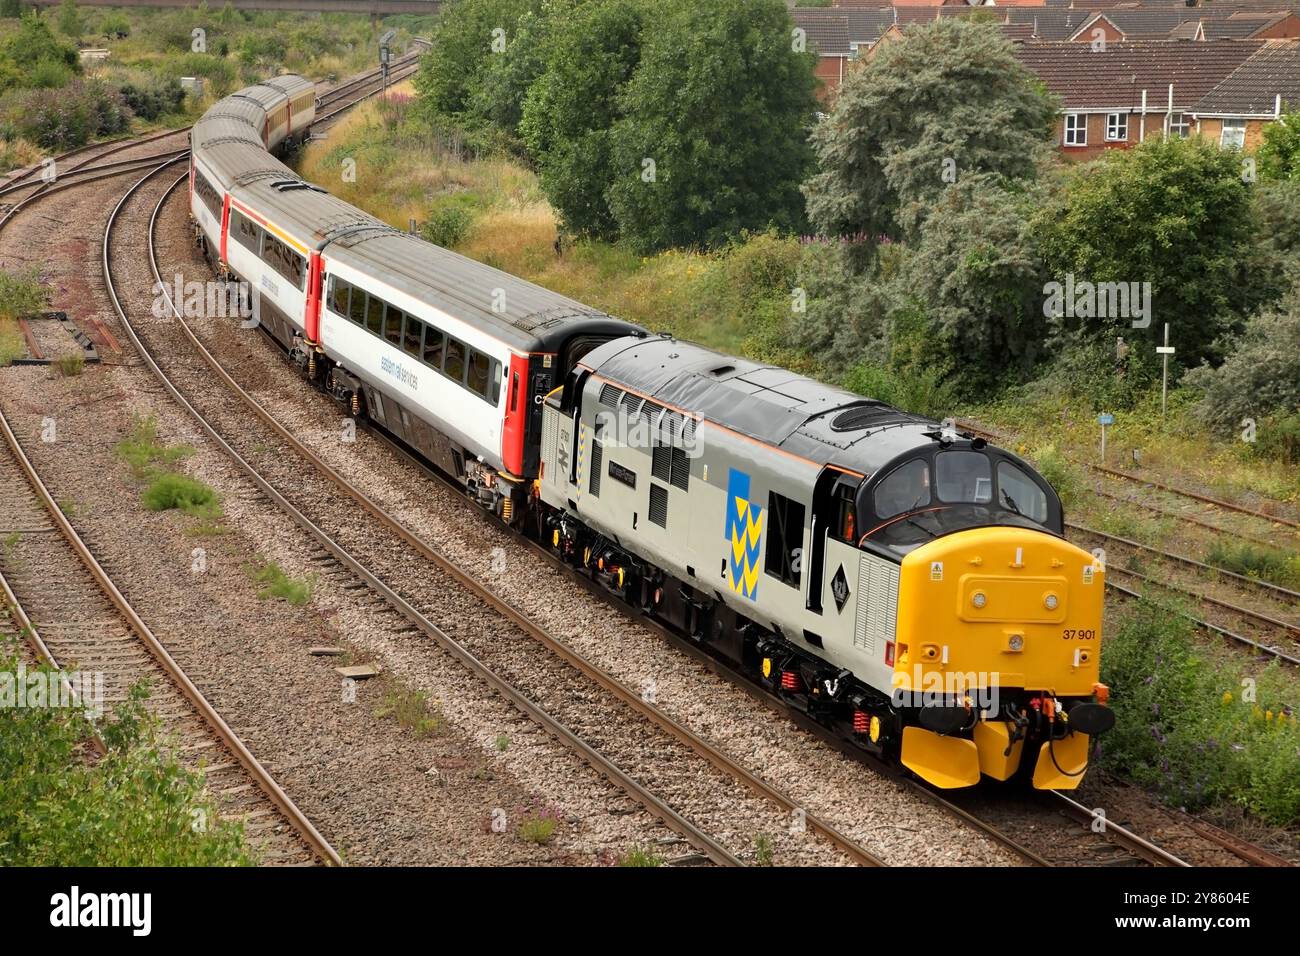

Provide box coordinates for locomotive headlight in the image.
[1044,593,1059,611]
[1007,633,1025,653]
[971,591,987,609]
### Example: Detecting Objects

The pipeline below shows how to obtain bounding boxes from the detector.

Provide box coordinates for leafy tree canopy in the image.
[1036,135,1260,366]
[804,19,1055,251]
[606,0,818,252]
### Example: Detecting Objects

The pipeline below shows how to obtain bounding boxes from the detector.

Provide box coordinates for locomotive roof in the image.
[580,335,943,477]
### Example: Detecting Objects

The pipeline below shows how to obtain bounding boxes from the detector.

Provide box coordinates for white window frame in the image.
[1105,112,1128,142]
[1064,113,1087,147]
[1220,118,1246,149]
[1167,112,1190,138]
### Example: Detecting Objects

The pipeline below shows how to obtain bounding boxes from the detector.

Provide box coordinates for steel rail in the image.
[0,394,341,866]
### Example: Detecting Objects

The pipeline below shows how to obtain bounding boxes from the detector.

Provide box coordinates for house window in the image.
[1105,113,1128,142]
[765,491,805,589]
[1221,119,1246,149]
[1168,113,1190,138]
[1064,113,1087,147]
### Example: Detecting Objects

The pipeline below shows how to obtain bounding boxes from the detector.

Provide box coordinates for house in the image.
[1194,39,1300,149]
[1013,39,1266,157]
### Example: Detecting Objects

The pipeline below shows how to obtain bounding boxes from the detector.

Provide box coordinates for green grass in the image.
[753,833,775,866]
[1099,598,1300,827]
[494,733,510,752]
[617,845,665,867]
[115,417,195,479]
[517,809,560,845]
[248,561,313,606]
[373,684,442,738]
[1205,540,1300,589]
[54,352,84,377]
[142,472,220,518]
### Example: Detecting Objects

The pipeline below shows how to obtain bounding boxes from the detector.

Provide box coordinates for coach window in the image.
[997,462,1048,525]
[765,492,805,589]
[366,294,384,337]
[466,349,490,398]
[423,326,445,369]
[383,304,403,347]
[263,234,305,290]
[444,337,466,383]
[401,313,423,359]
[330,276,350,318]
[873,458,930,519]
[348,284,367,327]
[230,209,262,254]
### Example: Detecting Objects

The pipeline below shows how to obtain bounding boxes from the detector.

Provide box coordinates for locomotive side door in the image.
[804,467,865,660]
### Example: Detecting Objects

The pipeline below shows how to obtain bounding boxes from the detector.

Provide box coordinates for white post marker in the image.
[1156,322,1176,416]
[1098,412,1114,463]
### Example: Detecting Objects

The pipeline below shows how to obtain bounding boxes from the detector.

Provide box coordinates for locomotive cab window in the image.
[874,458,929,519]
[997,461,1049,524]
[765,492,805,589]
[936,451,993,505]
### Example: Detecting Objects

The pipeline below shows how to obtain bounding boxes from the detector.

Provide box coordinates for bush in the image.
[0,651,255,866]
[421,203,475,248]
[1184,299,1300,436]
[1205,540,1300,588]
[0,267,51,319]
[0,80,131,150]
[117,76,184,121]
[842,363,957,422]
[1032,444,1083,512]
[1098,599,1300,826]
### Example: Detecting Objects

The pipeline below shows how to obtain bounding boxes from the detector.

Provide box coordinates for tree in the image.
[466,4,552,135]
[804,19,1056,250]
[605,0,818,252]
[414,0,537,123]
[519,0,647,239]
[1036,135,1259,366]
[901,176,1048,395]
[1256,111,1300,181]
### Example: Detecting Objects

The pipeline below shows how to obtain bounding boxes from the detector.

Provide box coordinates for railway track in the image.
[0,406,339,866]
[102,164,896,868]
[356,428,1236,868]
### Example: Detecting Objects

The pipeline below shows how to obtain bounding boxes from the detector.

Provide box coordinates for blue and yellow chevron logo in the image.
[724,468,764,601]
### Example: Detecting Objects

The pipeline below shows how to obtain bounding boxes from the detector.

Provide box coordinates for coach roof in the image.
[324,230,639,353]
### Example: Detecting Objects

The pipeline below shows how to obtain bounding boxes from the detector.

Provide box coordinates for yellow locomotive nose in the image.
[892,526,1106,789]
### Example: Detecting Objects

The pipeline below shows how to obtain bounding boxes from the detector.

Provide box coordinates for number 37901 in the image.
[1061,628,1097,641]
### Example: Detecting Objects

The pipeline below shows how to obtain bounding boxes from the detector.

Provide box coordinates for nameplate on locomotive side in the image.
[608,460,636,489]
